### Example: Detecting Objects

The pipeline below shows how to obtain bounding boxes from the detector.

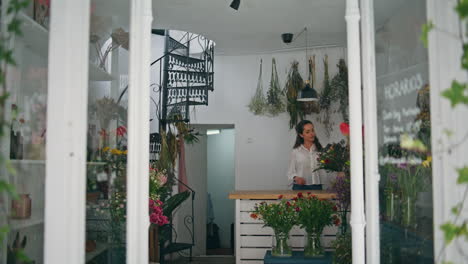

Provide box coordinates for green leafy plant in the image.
[292,192,338,233]
[331,231,352,264]
[330,59,349,123]
[315,140,350,173]
[250,197,297,235]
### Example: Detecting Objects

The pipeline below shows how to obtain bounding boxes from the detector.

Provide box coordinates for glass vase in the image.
[385,192,397,222]
[272,230,292,257]
[401,195,416,229]
[304,231,323,257]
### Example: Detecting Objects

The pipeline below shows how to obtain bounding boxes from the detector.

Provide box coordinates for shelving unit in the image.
[18,12,114,82]
[10,212,44,230]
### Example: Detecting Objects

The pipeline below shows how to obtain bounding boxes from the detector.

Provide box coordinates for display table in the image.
[229,190,337,264]
[264,251,333,264]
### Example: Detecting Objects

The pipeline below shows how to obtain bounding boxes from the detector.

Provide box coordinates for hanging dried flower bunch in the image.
[248,59,267,115]
[284,61,306,129]
[330,59,349,122]
[319,55,333,136]
[301,55,320,114]
[265,58,285,116]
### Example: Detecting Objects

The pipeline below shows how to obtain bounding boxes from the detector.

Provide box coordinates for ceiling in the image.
[153,0,409,55]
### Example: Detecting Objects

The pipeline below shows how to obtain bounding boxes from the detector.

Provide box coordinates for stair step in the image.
[167,85,209,90]
[160,242,193,255]
[167,100,207,107]
[169,53,204,64]
[167,69,213,75]
[169,37,188,51]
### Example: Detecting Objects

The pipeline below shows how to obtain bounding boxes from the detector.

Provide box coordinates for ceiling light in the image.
[230,0,240,10]
[206,129,220,135]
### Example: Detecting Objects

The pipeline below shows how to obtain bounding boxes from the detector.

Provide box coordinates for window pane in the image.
[374,0,434,263]
[85,1,130,263]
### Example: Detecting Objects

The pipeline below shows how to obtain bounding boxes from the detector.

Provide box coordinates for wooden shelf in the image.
[10,212,44,230]
[18,12,114,81]
[9,160,107,166]
[228,190,336,200]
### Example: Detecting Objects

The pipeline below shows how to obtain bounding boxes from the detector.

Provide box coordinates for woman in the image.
[287,120,323,190]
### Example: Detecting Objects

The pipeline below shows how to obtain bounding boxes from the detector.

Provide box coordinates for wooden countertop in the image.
[228,190,336,200]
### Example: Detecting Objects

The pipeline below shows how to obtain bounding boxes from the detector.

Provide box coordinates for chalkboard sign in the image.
[376,62,429,165]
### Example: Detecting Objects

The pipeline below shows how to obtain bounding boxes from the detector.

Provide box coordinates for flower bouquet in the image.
[293,192,338,257]
[329,172,351,234]
[315,139,350,173]
[251,196,297,257]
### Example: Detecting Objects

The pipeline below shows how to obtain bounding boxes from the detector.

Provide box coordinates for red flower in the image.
[307,192,311,195]
[324,159,330,164]
[297,192,303,198]
[278,195,284,199]
[99,128,108,137]
[340,122,350,136]
[116,125,127,136]
[292,197,298,201]
[333,205,338,212]
[250,213,258,219]
[295,207,301,212]
[286,201,291,207]
[334,218,341,226]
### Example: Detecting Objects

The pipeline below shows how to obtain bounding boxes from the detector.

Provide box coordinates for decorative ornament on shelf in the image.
[248,59,266,115]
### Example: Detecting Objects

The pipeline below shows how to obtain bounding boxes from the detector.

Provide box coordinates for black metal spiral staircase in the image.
[152,29,215,128]
[149,29,215,263]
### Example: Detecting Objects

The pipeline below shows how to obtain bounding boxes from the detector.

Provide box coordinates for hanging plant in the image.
[248,59,266,115]
[319,55,333,136]
[284,61,306,129]
[266,58,285,116]
[330,59,349,122]
[301,55,320,114]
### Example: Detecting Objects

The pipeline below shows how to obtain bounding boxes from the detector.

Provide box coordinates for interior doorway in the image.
[188,124,236,256]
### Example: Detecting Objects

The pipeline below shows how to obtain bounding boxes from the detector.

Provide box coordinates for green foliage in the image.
[456,0,468,19]
[442,81,468,107]
[293,193,337,233]
[456,166,468,184]
[440,222,468,244]
[251,198,297,235]
[248,59,266,115]
[329,59,349,122]
[265,58,285,116]
[331,232,352,264]
[284,61,306,129]
[420,21,434,48]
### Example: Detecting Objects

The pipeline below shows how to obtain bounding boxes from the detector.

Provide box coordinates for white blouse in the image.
[287,144,321,185]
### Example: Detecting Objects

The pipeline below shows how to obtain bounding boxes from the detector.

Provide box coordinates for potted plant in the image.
[251,196,297,257]
[292,192,338,257]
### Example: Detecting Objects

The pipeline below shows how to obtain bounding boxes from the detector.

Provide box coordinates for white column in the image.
[44,1,90,264]
[360,0,380,263]
[126,0,153,263]
[346,0,366,263]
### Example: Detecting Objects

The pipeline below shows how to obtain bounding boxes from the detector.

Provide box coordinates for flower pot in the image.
[304,231,324,257]
[11,194,31,219]
[272,230,292,257]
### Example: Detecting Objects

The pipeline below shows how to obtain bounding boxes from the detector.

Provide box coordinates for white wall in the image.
[188,46,348,190]
[427,0,468,262]
[207,129,235,249]
[176,133,207,256]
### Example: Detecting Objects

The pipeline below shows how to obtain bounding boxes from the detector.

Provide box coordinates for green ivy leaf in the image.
[463,44,468,69]
[420,21,434,48]
[441,222,460,244]
[442,81,468,107]
[456,167,468,184]
[451,203,462,215]
[0,180,18,200]
[7,18,23,36]
[456,0,468,18]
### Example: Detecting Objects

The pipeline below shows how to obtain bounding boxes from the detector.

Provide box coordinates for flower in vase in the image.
[340,122,350,136]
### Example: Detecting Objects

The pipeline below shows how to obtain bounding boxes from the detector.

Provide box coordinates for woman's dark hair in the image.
[293,120,323,150]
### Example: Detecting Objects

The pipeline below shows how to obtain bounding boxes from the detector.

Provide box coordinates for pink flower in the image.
[116,125,127,136]
[149,199,155,207]
[340,123,350,136]
[158,174,167,185]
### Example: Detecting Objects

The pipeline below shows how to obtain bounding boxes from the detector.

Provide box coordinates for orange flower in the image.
[278,195,284,199]
[250,213,258,219]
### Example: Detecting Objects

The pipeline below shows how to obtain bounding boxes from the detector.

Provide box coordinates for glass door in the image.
[1,1,51,263]
[373,0,434,263]
[85,1,130,263]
